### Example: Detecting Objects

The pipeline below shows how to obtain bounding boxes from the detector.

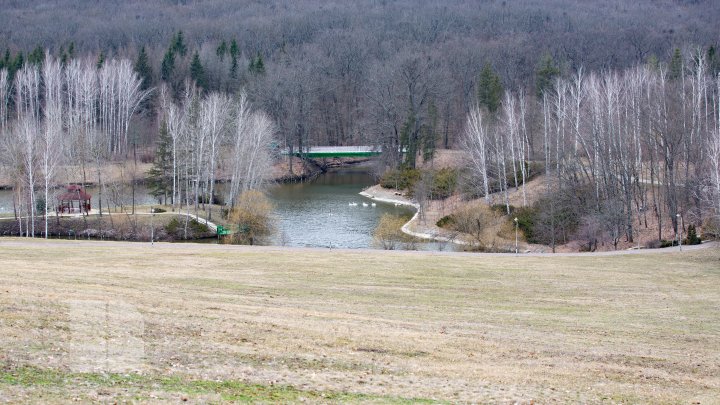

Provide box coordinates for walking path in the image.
[0,210,219,233]
[359,186,469,245]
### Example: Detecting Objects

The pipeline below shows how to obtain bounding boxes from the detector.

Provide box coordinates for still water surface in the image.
[0,167,452,250]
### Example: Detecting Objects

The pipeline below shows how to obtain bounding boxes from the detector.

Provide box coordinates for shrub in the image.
[513,206,538,242]
[436,215,456,228]
[429,168,457,200]
[380,168,421,190]
[227,190,275,245]
[189,219,209,233]
[645,239,663,249]
[165,217,180,234]
[660,239,678,248]
[449,203,492,246]
[373,214,412,250]
[490,204,515,215]
[684,224,701,245]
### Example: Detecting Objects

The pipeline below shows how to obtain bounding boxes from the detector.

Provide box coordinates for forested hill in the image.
[1,0,718,148]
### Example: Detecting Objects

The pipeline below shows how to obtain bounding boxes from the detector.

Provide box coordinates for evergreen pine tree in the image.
[13,52,24,74]
[668,48,683,80]
[535,54,560,98]
[68,42,75,58]
[229,39,239,60]
[422,100,439,163]
[190,51,207,89]
[477,63,503,114]
[172,31,187,56]
[249,53,265,75]
[147,120,173,205]
[647,54,660,71]
[230,58,238,79]
[27,46,44,67]
[134,46,153,90]
[254,53,265,74]
[161,48,175,82]
[708,46,719,76]
[685,224,701,245]
[96,51,106,69]
[216,40,228,60]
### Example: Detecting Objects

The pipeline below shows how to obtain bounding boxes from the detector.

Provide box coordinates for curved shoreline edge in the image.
[359,188,469,246]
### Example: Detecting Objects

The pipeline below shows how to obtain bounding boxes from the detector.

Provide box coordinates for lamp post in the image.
[514,217,519,255]
[150,207,154,246]
[676,213,682,252]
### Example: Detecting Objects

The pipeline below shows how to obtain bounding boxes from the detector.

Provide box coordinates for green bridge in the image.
[281,146,381,159]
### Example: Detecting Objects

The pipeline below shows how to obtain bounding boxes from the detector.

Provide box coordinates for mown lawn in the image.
[1,239,718,403]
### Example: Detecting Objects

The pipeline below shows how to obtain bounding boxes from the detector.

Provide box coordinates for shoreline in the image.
[359,185,469,246]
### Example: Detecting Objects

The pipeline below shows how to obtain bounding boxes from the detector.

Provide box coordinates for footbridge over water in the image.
[280,146,382,159]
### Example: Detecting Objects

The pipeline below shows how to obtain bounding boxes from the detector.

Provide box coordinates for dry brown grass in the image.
[1,239,719,403]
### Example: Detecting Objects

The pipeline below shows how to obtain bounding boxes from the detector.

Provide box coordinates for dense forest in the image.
[1,0,719,247]
[1,0,718,149]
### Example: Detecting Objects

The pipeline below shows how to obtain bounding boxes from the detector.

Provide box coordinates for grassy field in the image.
[0,239,719,403]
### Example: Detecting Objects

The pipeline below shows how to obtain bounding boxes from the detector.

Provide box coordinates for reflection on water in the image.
[268,167,414,249]
[0,166,456,250]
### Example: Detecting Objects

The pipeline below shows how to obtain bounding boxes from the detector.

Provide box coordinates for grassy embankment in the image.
[0,239,719,403]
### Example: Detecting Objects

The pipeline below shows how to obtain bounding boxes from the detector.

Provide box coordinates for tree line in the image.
[1,0,717,155]
[0,52,275,238]
[463,50,720,251]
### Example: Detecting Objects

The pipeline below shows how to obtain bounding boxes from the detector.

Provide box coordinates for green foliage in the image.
[190,51,207,89]
[160,48,175,81]
[165,217,209,237]
[172,31,187,56]
[477,63,503,113]
[230,58,239,79]
[216,40,228,60]
[0,365,431,403]
[709,46,720,76]
[146,120,173,204]
[35,197,46,214]
[436,214,455,228]
[646,54,660,71]
[429,168,457,200]
[248,52,265,75]
[27,46,44,67]
[134,46,153,90]
[684,224,701,245]
[96,51,105,69]
[512,206,538,242]
[421,100,439,163]
[165,217,180,234]
[668,48,683,80]
[490,204,509,215]
[229,39,239,59]
[535,53,560,98]
[380,168,421,190]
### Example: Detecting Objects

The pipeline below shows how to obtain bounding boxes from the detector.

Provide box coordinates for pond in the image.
[0,166,455,250]
[267,166,415,249]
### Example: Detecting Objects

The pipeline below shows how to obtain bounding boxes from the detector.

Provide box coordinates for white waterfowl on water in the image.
[362,202,369,207]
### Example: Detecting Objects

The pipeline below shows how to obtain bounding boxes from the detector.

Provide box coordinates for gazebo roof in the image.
[58,185,92,201]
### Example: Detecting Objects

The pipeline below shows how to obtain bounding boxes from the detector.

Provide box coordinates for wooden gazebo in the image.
[56,185,92,214]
